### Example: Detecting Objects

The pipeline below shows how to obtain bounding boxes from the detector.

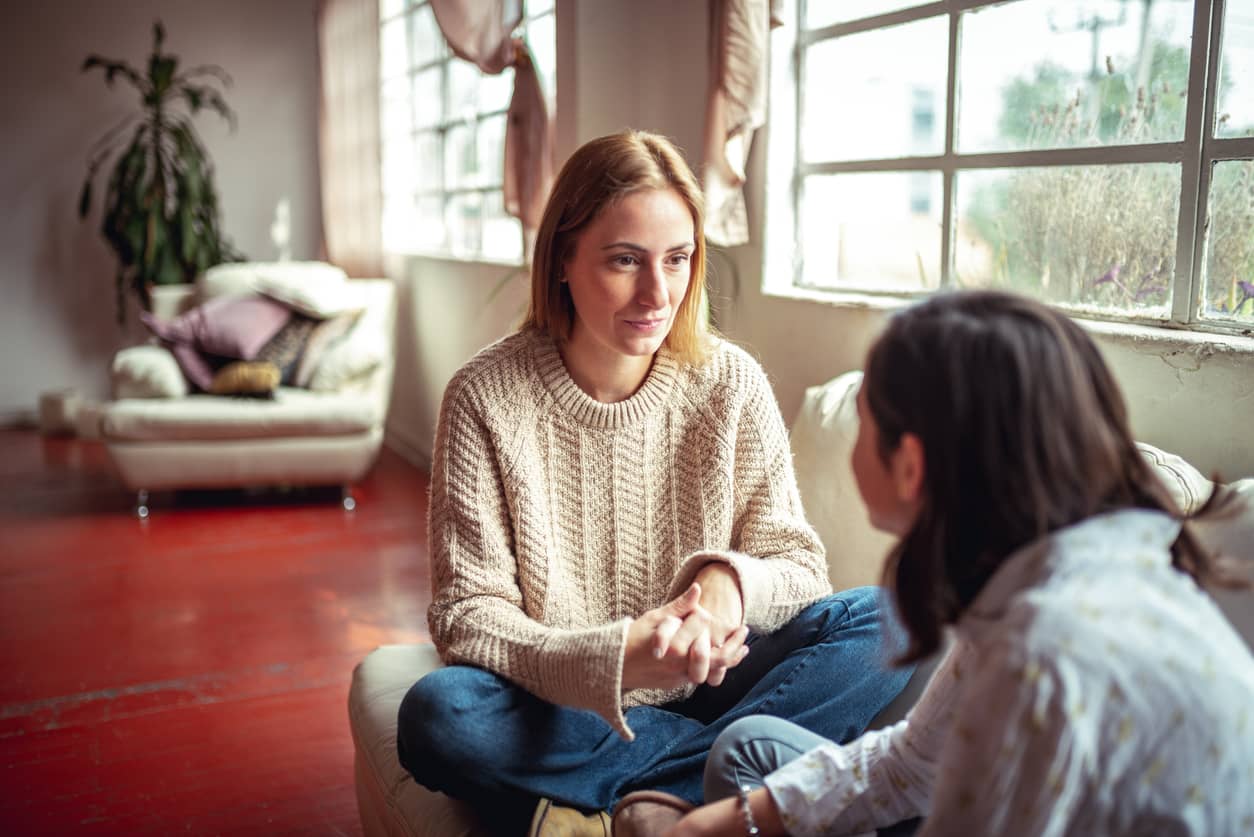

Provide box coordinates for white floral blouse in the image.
[765,509,1254,836]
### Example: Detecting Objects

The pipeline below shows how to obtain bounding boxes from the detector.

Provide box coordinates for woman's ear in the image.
[891,432,925,504]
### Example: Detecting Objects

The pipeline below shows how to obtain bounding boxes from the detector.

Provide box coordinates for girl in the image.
[394,131,911,837]
[669,290,1253,836]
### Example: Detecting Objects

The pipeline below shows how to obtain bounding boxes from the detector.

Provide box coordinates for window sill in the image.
[761,285,1254,356]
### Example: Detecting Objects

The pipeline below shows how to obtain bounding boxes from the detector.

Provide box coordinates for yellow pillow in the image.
[209,361,281,397]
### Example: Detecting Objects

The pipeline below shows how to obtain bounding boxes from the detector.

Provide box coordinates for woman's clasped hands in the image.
[623,563,749,691]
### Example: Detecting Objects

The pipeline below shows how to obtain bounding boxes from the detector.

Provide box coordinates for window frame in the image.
[765,0,1254,335]
[378,0,555,264]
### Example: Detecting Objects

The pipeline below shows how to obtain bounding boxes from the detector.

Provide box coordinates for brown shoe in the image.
[528,797,612,837]
[611,790,695,837]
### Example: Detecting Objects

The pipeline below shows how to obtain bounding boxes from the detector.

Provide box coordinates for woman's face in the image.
[562,187,694,365]
[851,382,920,536]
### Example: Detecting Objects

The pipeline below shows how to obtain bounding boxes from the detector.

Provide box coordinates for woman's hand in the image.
[623,583,749,690]
[664,790,785,837]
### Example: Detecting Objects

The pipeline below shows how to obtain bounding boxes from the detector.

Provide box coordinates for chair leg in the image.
[341,485,357,512]
[135,489,150,520]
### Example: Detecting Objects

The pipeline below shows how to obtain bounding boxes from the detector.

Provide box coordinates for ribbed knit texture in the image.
[427,328,831,739]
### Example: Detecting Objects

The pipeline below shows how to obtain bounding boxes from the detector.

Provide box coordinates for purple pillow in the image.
[141,295,292,391]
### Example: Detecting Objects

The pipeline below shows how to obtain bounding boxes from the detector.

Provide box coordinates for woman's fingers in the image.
[687,627,712,684]
[652,615,683,658]
[704,625,749,686]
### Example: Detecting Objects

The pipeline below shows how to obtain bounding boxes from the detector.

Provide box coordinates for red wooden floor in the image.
[0,430,432,835]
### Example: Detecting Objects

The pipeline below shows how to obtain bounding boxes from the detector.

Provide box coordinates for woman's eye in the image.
[668,253,691,267]
[612,254,638,267]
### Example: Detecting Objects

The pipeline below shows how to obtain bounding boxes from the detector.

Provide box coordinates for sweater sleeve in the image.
[669,359,831,630]
[426,380,636,739]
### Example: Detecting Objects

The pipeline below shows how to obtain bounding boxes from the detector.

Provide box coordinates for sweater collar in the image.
[531,331,680,429]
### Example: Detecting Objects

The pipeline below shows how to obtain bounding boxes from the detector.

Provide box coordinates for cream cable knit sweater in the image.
[427,328,831,739]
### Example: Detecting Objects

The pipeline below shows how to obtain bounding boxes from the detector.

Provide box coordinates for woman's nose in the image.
[636,261,669,308]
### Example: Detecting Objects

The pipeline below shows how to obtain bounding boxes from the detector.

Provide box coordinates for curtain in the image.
[430,0,554,249]
[703,0,782,247]
[317,0,384,277]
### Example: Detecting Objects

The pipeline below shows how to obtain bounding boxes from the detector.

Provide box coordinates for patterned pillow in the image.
[209,361,281,397]
[141,295,292,391]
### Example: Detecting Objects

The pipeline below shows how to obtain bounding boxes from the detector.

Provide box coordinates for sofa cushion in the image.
[102,388,382,442]
[791,370,897,592]
[141,295,293,391]
[350,644,485,837]
[199,261,349,304]
[111,345,190,399]
[209,361,281,397]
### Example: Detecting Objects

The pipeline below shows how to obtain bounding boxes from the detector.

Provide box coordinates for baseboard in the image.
[384,421,432,471]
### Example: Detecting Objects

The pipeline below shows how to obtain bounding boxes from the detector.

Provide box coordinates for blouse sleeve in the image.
[919,645,1088,837]
[764,643,966,835]
[426,381,636,739]
[668,360,832,631]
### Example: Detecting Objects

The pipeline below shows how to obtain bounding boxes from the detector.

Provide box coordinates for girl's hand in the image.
[665,791,785,837]
[623,584,749,690]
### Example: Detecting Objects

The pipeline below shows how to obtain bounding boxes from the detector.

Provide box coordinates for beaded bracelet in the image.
[737,785,760,836]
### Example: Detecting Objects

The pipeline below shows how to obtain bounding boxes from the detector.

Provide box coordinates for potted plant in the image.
[77,20,243,324]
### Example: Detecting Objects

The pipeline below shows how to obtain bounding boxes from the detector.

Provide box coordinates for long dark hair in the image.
[866,291,1241,662]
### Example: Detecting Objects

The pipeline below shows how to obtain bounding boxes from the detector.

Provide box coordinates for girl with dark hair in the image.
[392,131,912,837]
[668,290,1253,836]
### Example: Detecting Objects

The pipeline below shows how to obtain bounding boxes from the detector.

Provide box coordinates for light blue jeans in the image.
[396,587,912,836]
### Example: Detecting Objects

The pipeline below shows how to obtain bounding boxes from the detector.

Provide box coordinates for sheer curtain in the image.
[317,0,384,277]
[703,0,782,247]
[429,0,554,249]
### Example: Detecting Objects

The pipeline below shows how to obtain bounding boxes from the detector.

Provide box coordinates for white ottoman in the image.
[349,644,488,837]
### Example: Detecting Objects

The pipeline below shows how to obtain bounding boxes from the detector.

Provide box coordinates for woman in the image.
[667,290,1254,836]
[394,130,912,836]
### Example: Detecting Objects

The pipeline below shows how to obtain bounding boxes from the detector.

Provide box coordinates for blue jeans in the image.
[396,587,912,835]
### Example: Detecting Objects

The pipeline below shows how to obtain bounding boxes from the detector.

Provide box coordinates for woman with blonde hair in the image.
[395,130,911,836]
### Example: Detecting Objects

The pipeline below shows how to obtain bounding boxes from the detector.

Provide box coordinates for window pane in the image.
[380,16,408,81]
[381,76,413,138]
[415,130,442,192]
[803,17,947,162]
[959,0,1192,152]
[407,4,444,63]
[382,194,418,252]
[528,0,555,16]
[954,164,1180,318]
[476,114,507,187]
[446,192,484,257]
[1217,5,1254,138]
[799,172,942,292]
[805,1,922,30]
[1201,160,1254,324]
[527,12,557,104]
[480,66,514,114]
[414,195,445,252]
[412,66,443,128]
[444,122,475,189]
[482,191,523,262]
[379,0,405,22]
[448,58,481,120]
[381,136,417,198]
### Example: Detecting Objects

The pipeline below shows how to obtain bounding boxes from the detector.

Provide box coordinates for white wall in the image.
[0,0,321,421]
[385,0,1254,483]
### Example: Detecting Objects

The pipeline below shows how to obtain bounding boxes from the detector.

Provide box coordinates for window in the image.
[379,0,555,262]
[768,0,1254,331]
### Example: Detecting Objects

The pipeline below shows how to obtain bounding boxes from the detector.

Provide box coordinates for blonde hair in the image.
[521,130,711,365]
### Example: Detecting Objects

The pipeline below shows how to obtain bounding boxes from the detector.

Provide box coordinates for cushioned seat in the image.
[103,388,383,441]
[349,644,485,836]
